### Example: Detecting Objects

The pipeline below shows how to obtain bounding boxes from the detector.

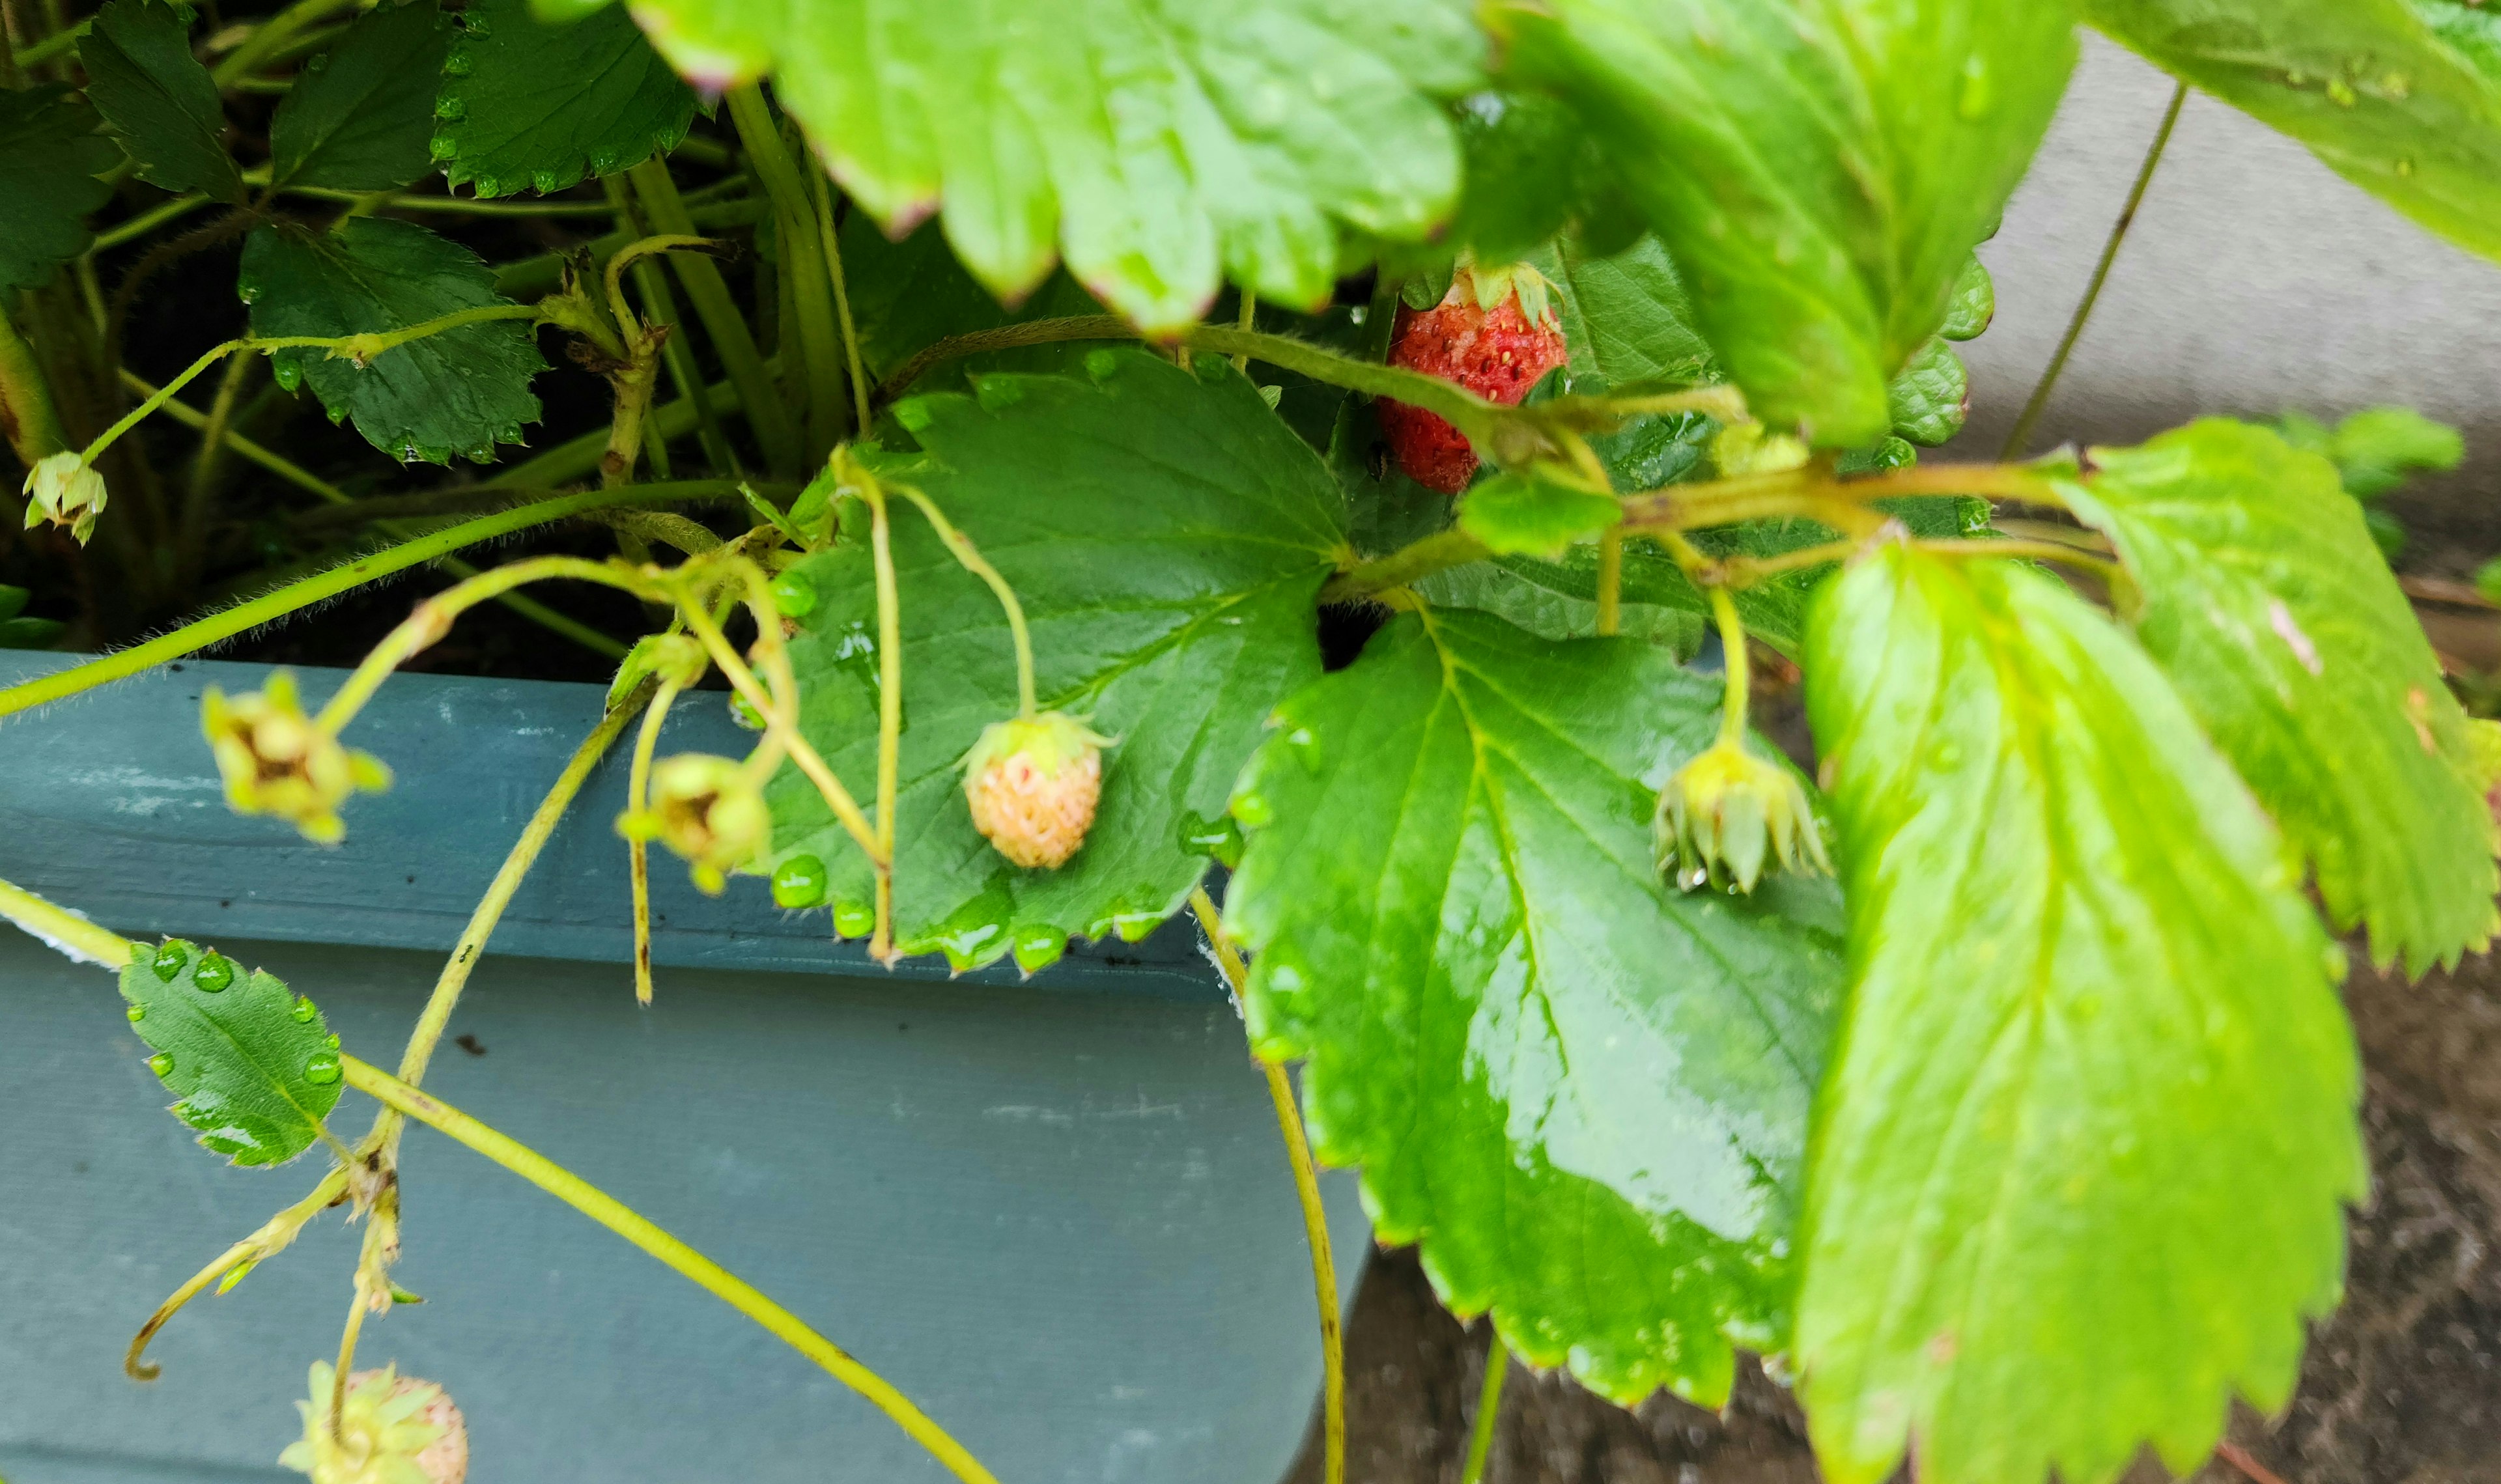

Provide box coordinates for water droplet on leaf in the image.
[304,1052,342,1085]
[126,1003,145,1022]
[771,854,828,908]
[1011,925,1064,973]
[193,953,234,992]
[292,996,318,1022]
[148,1052,175,1078]
[151,943,188,981]
[833,900,875,939]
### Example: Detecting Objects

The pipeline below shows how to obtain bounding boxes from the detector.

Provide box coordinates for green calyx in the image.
[1654,737,1831,893]
[960,710,1114,782]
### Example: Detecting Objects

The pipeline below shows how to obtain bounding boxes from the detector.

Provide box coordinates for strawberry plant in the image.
[3,1,2499,1482]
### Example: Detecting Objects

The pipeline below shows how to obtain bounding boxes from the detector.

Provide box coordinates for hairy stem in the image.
[0,875,137,965]
[1708,583,1750,748]
[2001,81,2188,458]
[890,483,1036,716]
[1189,887,1343,1484]
[339,1056,1005,1484]
[679,595,883,866]
[629,160,803,475]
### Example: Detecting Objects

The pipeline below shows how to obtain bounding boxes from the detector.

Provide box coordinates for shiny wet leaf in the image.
[119,940,343,1168]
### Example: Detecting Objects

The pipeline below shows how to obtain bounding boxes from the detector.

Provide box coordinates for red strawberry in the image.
[1378,264,1569,494]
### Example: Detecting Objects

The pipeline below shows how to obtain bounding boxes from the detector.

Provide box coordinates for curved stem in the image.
[889,483,1036,716]
[2000,81,2187,459]
[1460,1337,1508,1484]
[1318,529,1490,606]
[210,0,357,84]
[338,1056,1004,1484]
[627,678,685,1005]
[629,160,804,475]
[875,316,1136,407]
[126,1169,348,1380]
[678,598,883,866]
[860,478,904,960]
[1189,888,1342,1484]
[0,485,710,721]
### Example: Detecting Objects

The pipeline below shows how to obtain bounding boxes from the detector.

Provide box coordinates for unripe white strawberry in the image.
[279,1362,467,1484]
[961,711,1112,869]
[1656,738,1832,893]
[21,450,107,545]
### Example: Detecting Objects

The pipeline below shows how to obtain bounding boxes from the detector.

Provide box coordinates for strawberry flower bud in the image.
[619,753,770,894]
[21,451,107,546]
[962,711,1113,869]
[1655,738,1832,893]
[202,672,391,845]
[279,1361,468,1484]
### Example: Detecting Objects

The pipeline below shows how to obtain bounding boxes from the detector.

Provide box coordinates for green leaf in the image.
[1540,231,1716,390]
[269,0,452,191]
[0,85,116,292]
[119,938,344,1168]
[1435,91,1612,266]
[1886,336,1968,447]
[1419,546,1709,654]
[2054,419,2497,971]
[1492,0,2076,446]
[2085,0,2501,263]
[622,0,1483,330]
[78,0,244,202]
[766,350,1344,968]
[1797,544,2364,1484]
[1225,606,1845,1403]
[1940,254,1994,340]
[240,217,545,464]
[2324,404,2463,498]
[839,214,1105,384]
[1457,467,1622,556]
[434,0,699,199]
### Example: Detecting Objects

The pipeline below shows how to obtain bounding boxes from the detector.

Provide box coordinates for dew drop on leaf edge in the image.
[304,1052,342,1086]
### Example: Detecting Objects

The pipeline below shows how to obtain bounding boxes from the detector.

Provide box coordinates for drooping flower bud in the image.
[21,451,107,546]
[1655,738,1831,893]
[202,673,391,845]
[279,1362,468,1484]
[605,632,709,708]
[961,711,1112,869]
[619,753,770,894]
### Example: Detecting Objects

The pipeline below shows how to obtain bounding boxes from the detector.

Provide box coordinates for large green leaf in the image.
[2085,0,2501,264]
[838,213,1105,384]
[240,217,545,464]
[119,938,344,1168]
[268,0,451,191]
[1224,606,1845,1403]
[622,0,1483,331]
[79,0,244,202]
[1492,0,2076,445]
[765,350,1344,968]
[1796,544,2364,1484]
[434,0,699,199]
[2054,419,2496,972]
[0,86,117,292]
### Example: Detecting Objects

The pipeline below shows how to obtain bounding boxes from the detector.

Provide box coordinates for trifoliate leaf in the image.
[1940,254,1995,341]
[0,85,117,292]
[2054,419,2497,972]
[434,0,699,199]
[78,0,244,202]
[1491,0,2076,445]
[766,350,1344,970]
[1226,606,1846,1405]
[1886,337,1968,447]
[1798,544,2364,1484]
[119,938,344,1168]
[2086,0,2501,265]
[268,0,451,191]
[240,217,544,464]
[621,0,1483,330]
[1457,467,1622,557]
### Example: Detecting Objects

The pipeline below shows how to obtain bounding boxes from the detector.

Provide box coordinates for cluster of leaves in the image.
[7,1,2501,1483]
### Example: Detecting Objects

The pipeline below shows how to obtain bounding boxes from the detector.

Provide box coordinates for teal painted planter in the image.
[0,653,1364,1484]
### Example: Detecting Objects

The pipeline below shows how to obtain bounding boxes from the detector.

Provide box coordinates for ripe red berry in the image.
[1378,265,1570,494]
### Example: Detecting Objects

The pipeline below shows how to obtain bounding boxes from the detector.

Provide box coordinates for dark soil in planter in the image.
[1285,947,2501,1484]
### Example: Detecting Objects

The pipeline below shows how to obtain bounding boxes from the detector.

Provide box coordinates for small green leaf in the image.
[1226,606,1846,1405]
[1798,544,2364,1484]
[621,0,1482,330]
[434,0,699,199]
[269,0,452,191]
[119,939,344,1167]
[2054,419,2498,971]
[767,352,1344,965]
[2087,0,2501,264]
[79,0,244,202]
[1539,231,1716,391]
[1940,254,1996,341]
[2323,404,2463,498]
[1492,0,2075,445]
[240,217,545,464]
[1457,467,1622,556]
[0,85,117,291]
[1886,337,1968,447]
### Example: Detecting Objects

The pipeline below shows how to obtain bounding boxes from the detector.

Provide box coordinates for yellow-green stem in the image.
[1461,1339,1508,1484]
[678,589,883,865]
[860,479,903,959]
[726,86,846,454]
[627,678,685,1005]
[0,876,134,965]
[1317,529,1490,606]
[1232,292,1257,371]
[810,169,873,436]
[1708,585,1749,748]
[629,160,803,475]
[890,484,1036,716]
[1188,887,1342,1484]
[337,1055,1004,1484]
[1596,530,1623,637]
[126,1169,350,1380]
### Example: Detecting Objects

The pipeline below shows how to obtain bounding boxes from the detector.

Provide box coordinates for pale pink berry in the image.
[961,712,1113,869]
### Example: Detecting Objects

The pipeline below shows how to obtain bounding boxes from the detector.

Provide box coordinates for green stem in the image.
[2000,81,2187,459]
[9,16,85,68]
[0,301,70,466]
[339,1055,1004,1484]
[178,352,258,585]
[889,484,1035,716]
[1317,528,1490,605]
[1595,530,1622,637]
[811,168,874,436]
[125,1168,350,1380]
[858,475,903,960]
[1460,1338,1507,1484]
[1232,291,1257,371]
[1707,583,1749,748]
[1189,888,1343,1484]
[727,86,847,455]
[874,316,1137,408]
[629,160,804,475]
[90,191,215,252]
[0,486,709,720]
[0,875,137,966]
[209,0,358,85]
[606,177,739,475]
[626,678,684,1005]
[678,593,883,866]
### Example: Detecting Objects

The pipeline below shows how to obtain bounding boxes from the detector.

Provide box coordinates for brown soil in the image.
[1284,948,2501,1484]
